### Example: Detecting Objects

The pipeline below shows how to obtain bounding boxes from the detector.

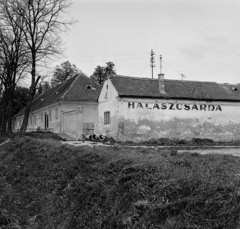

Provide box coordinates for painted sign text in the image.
[128,102,222,111]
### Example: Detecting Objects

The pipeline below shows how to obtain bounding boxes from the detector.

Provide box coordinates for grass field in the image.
[1,137,240,228]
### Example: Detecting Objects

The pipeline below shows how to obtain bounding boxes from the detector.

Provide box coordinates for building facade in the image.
[14,74,101,139]
[98,75,240,142]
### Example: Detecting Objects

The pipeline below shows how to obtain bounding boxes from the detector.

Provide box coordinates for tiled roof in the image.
[15,74,101,117]
[110,75,240,101]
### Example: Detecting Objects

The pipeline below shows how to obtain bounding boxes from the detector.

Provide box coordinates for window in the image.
[49,110,52,121]
[55,109,58,119]
[41,113,43,122]
[104,111,110,125]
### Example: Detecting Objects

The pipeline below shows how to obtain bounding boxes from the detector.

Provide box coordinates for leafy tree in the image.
[105,61,116,76]
[51,61,80,87]
[91,61,116,85]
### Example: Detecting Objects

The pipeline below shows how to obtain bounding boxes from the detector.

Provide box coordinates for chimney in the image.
[158,73,166,94]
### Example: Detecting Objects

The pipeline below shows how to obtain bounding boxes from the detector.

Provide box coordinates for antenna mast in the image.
[150,49,155,78]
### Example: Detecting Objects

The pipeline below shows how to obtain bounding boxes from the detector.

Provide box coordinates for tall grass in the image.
[0,137,240,228]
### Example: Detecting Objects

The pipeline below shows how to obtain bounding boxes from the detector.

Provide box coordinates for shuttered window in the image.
[104,111,110,125]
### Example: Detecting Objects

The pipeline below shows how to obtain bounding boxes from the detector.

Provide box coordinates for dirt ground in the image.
[61,140,240,157]
[1,132,240,157]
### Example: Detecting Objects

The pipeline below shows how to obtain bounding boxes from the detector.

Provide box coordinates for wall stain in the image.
[118,117,240,142]
[118,120,124,135]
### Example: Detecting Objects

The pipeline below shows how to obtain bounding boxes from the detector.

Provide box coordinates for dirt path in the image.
[62,141,240,157]
[178,148,240,157]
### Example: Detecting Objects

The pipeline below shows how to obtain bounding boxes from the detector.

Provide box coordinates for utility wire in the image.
[68,55,148,62]
[145,0,240,57]
[162,60,179,73]
[134,66,150,77]
[66,52,149,60]
[163,66,173,79]
[68,52,148,57]
[132,65,149,76]
[129,62,149,75]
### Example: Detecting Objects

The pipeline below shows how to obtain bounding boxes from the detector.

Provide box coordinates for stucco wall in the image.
[98,79,123,138]
[15,104,62,132]
[14,102,99,135]
[62,107,83,139]
[99,95,240,142]
[122,99,240,141]
[61,102,99,135]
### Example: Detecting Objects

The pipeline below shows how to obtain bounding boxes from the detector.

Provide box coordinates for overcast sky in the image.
[56,0,240,83]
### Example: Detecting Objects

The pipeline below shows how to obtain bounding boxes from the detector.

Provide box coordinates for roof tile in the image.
[15,74,101,117]
[110,75,240,101]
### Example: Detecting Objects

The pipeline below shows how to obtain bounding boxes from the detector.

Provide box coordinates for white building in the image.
[14,74,101,139]
[98,74,240,142]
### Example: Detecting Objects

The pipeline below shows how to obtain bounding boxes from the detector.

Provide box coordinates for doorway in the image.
[45,113,49,129]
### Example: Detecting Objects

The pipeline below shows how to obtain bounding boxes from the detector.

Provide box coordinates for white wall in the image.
[124,98,240,141]
[14,101,99,136]
[98,79,123,138]
[62,107,83,139]
[61,102,99,134]
[15,105,61,132]
[99,88,240,141]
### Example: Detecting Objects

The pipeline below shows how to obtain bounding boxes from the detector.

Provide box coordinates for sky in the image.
[53,0,240,84]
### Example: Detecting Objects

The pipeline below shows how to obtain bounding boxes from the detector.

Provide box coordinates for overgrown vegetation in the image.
[1,137,240,228]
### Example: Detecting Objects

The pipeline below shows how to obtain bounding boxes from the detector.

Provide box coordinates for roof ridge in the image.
[60,75,79,100]
[112,75,217,84]
[111,75,156,81]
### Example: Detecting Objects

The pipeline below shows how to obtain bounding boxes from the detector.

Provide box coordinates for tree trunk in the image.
[0,88,9,135]
[6,87,15,134]
[20,54,40,136]
[19,92,34,136]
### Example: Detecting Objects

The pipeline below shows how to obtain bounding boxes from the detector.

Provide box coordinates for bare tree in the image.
[1,0,74,135]
[0,2,30,135]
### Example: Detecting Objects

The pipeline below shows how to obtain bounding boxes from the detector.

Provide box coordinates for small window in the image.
[41,113,43,122]
[55,109,58,119]
[49,110,52,121]
[104,111,110,125]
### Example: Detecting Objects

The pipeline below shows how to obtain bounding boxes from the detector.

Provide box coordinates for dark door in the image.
[45,113,49,129]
